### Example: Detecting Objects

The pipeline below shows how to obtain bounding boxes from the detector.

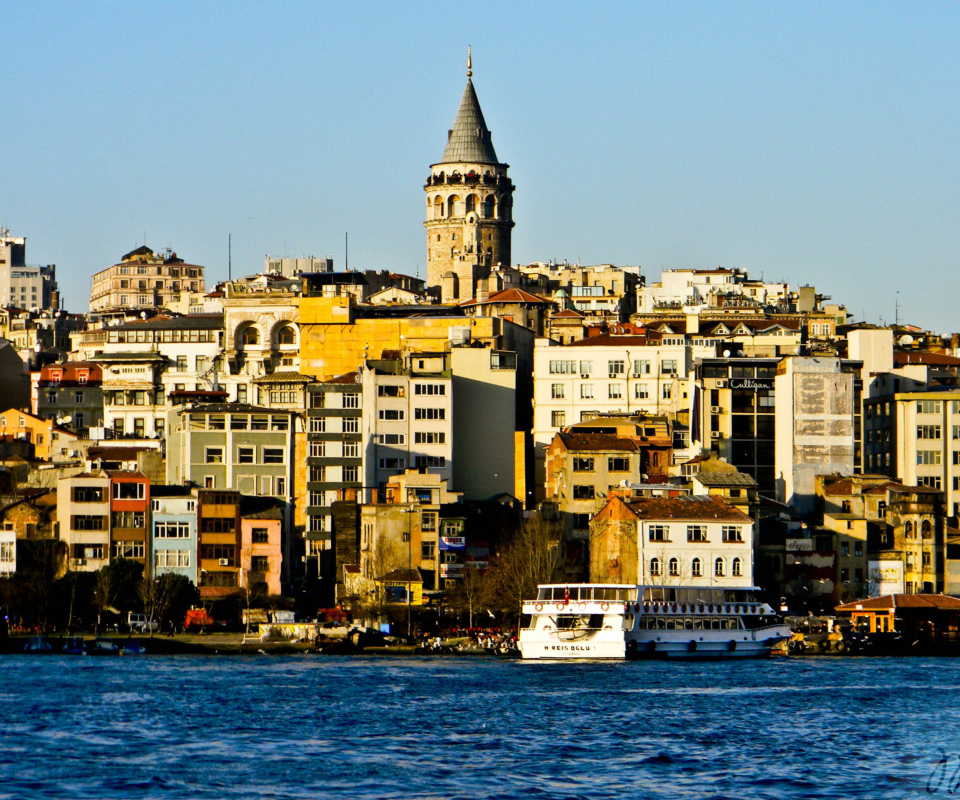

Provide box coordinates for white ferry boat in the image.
[518,584,792,660]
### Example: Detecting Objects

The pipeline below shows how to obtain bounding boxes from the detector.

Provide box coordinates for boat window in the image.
[656,618,666,630]
[693,618,703,630]
[665,619,676,630]
[684,618,694,630]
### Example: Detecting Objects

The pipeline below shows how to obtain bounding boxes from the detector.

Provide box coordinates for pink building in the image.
[240,503,283,596]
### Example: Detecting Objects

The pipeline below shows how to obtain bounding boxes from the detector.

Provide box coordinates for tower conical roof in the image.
[439,78,499,165]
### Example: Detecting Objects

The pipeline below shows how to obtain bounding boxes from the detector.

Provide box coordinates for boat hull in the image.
[518,638,625,660]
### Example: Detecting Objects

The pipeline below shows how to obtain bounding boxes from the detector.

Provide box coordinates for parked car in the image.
[127,613,158,633]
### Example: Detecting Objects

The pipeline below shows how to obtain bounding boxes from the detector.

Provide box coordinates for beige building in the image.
[90,245,206,312]
[425,51,514,301]
[57,472,111,572]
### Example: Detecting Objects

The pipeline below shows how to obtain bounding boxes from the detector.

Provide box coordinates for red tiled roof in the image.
[325,371,360,384]
[557,433,639,453]
[894,351,960,367]
[462,288,551,306]
[562,334,650,347]
[836,594,960,612]
[552,309,584,318]
[623,496,752,523]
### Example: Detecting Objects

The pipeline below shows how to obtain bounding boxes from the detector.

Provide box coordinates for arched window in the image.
[878,501,887,518]
[242,326,259,346]
[465,194,477,214]
[905,520,914,538]
[922,519,932,539]
[691,558,702,578]
[650,558,660,577]
[732,557,742,577]
[715,558,725,577]
[278,326,296,346]
[434,196,444,218]
[447,195,461,217]
[484,195,495,218]
[668,557,679,577]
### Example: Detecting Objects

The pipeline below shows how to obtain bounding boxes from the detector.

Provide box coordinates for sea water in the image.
[0,654,954,799]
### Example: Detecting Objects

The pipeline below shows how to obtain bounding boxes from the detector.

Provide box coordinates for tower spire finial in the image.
[467,45,472,78]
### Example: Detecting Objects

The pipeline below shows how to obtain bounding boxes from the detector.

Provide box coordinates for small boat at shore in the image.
[518,584,792,660]
[63,637,87,655]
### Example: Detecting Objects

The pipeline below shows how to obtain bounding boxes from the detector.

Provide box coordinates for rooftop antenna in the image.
[895,291,899,327]
[345,232,349,272]
[228,233,232,281]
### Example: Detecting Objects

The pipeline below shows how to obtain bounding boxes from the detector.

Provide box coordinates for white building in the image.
[0,528,15,575]
[637,268,790,314]
[0,229,58,311]
[532,335,714,491]
[361,355,454,491]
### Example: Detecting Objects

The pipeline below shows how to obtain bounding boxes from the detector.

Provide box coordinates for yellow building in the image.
[0,408,78,462]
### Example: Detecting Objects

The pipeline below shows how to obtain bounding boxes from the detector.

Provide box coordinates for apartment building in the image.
[58,472,111,572]
[197,489,241,598]
[35,362,103,436]
[0,408,79,461]
[151,485,198,583]
[109,471,150,571]
[589,493,754,588]
[0,229,59,311]
[89,245,205,312]
[532,336,711,494]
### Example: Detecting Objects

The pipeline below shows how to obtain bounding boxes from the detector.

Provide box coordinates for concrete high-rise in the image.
[424,49,514,303]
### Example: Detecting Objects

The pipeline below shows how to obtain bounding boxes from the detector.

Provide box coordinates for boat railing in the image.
[626,601,768,615]
[523,599,626,613]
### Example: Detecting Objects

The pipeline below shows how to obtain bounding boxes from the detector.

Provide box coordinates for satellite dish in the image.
[56,417,64,425]
[900,335,914,345]
[61,415,72,424]
[722,350,731,358]
[140,311,148,319]
[34,343,42,353]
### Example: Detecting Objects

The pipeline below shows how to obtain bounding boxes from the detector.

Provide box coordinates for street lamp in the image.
[405,503,416,640]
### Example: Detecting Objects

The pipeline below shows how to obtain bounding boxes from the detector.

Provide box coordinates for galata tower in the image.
[424,48,514,302]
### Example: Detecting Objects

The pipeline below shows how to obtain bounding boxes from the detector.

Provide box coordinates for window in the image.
[379,409,405,421]
[343,417,359,433]
[237,446,255,464]
[202,544,235,563]
[918,400,942,414]
[855,543,863,557]
[262,448,284,464]
[415,455,446,468]
[668,558,679,577]
[278,326,296,345]
[608,457,629,472]
[379,433,405,445]
[72,486,104,503]
[649,557,661,577]
[251,556,270,572]
[155,550,190,568]
[580,384,594,399]
[310,417,326,433]
[687,525,708,543]
[310,442,325,458]
[421,512,437,532]
[918,476,942,489]
[572,485,593,500]
[732,557,742,577]
[75,391,84,404]
[573,457,594,472]
[378,385,405,398]
[634,384,649,400]
[608,360,625,378]
[113,482,145,500]
[662,384,672,400]
[343,443,359,458]
[343,466,358,482]
[714,558,725,577]
[342,393,359,409]
[72,515,106,531]
[242,327,259,346]
[549,360,576,375]
[155,522,190,539]
[661,360,677,375]
[722,526,743,543]
[579,361,593,376]
[310,392,326,409]
[917,450,941,465]
[414,432,445,444]
[551,384,565,399]
[205,447,224,464]
[207,415,225,430]
[113,541,145,559]
[378,457,406,469]
[415,383,446,396]
[633,360,651,375]
[692,558,702,577]
[917,425,941,439]
[648,525,668,542]
[422,541,436,560]
[608,384,622,400]
[551,411,566,427]
[415,408,445,420]
[310,466,327,483]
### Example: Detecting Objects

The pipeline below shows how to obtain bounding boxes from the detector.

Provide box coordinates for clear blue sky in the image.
[4,2,959,331]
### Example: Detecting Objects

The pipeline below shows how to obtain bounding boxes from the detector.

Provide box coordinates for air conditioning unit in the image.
[75,558,87,566]
[710,406,721,413]
[710,431,721,439]
[632,373,643,379]
[580,373,590,379]
[716,380,727,388]
[218,558,230,566]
